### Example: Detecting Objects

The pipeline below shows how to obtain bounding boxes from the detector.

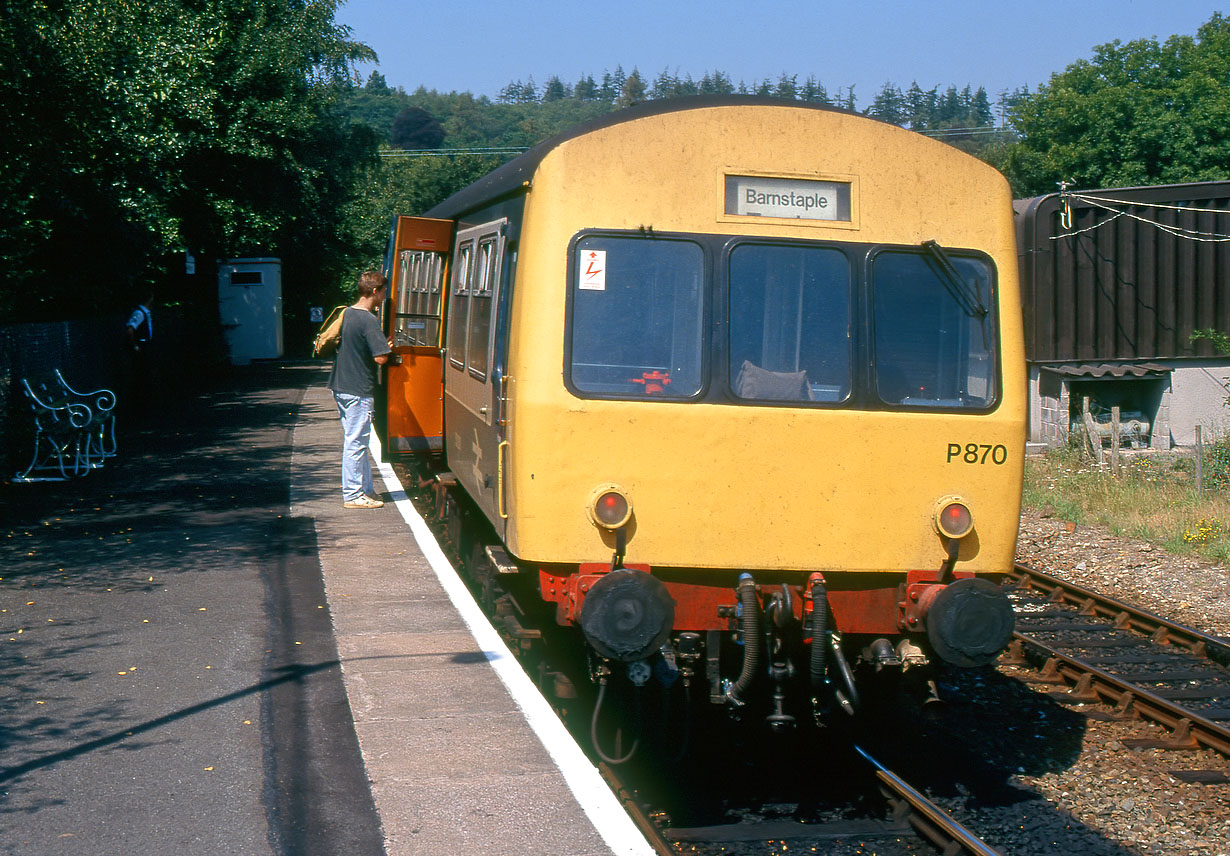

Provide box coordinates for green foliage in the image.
[1204,436,1230,489]
[391,107,445,150]
[0,0,379,321]
[340,153,508,289]
[329,65,1019,295]
[868,81,997,131]
[339,67,1009,162]
[1191,328,1230,355]
[617,69,647,108]
[997,13,1230,196]
[338,84,612,150]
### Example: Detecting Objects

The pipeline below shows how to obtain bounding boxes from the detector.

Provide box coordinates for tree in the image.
[700,71,735,96]
[674,74,699,97]
[799,76,829,104]
[867,82,904,124]
[996,86,1031,127]
[651,67,677,100]
[774,74,798,101]
[0,0,378,320]
[574,74,598,101]
[342,152,508,290]
[617,68,646,108]
[497,80,524,104]
[970,86,993,126]
[542,75,569,102]
[602,66,627,105]
[934,85,962,125]
[391,107,445,149]
[904,82,933,129]
[998,13,1230,196]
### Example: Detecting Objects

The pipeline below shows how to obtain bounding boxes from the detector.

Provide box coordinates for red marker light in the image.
[590,487,632,529]
[937,500,973,539]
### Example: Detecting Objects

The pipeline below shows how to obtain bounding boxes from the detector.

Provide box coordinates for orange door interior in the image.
[385,215,453,453]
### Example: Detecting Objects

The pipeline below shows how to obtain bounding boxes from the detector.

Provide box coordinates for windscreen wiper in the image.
[922,240,987,318]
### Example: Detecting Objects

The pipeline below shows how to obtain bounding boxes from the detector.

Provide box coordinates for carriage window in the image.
[570,236,704,397]
[425,253,443,320]
[467,238,498,380]
[871,250,997,409]
[394,250,445,347]
[447,243,473,369]
[728,244,851,403]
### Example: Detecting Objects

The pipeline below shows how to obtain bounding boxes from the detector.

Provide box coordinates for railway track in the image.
[600,743,1005,856]
[1005,562,1230,762]
[393,460,1008,855]
[395,461,1230,850]
[572,561,1230,853]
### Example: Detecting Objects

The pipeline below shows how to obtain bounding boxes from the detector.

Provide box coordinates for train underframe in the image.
[420,470,1015,756]
[539,563,1014,726]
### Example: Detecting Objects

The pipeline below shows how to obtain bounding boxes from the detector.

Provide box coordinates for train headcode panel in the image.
[383,97,1026,741]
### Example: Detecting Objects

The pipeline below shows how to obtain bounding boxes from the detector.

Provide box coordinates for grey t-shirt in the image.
[327,307,391,396]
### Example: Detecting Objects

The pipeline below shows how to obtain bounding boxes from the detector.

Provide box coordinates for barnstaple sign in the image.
[725,174,851,221]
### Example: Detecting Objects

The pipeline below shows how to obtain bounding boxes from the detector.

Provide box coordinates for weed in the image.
[1023,445,1230,565]
[1204,439,1230,489]
[1182,518,1224,544]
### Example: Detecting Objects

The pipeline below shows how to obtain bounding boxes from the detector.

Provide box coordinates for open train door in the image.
[382,215,454,453]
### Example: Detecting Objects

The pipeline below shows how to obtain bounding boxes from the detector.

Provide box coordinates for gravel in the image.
[935,510,1230,855]
[1015,509,1230,638]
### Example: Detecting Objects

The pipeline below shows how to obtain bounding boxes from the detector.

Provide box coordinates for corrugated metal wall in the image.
[1015,182,1230,363]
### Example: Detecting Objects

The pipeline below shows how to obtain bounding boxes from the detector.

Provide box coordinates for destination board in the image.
[724,175,851,221]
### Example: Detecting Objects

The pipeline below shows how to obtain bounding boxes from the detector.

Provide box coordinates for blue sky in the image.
[334,1,1222,109]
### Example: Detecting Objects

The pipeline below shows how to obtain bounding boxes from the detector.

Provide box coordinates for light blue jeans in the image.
[334,392,376,502]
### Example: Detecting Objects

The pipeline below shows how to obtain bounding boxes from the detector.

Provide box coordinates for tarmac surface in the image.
[1,363,648,856]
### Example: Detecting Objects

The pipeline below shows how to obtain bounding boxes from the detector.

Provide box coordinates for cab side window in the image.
[568,235,705,398]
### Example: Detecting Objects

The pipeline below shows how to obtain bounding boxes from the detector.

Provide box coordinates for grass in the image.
[1022,440,1230,565]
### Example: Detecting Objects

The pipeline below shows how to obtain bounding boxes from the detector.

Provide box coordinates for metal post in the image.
[1111,405,1121,476]
[1082,396,1102,464]
[1196,425,1204,498]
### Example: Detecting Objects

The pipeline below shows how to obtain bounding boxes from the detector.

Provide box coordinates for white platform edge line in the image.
[375,460,655,856]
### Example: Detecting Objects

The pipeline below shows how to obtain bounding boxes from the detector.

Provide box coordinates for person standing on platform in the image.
[124,289,155,414]
[328,271,393,509]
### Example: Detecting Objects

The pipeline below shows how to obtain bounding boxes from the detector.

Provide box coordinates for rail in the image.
[1006,563,1230,757]
[1009,562,1230,667]
[1004,634,1230,757]
[854,745,1005,856]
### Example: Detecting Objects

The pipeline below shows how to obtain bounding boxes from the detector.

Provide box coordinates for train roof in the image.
[423,95,866,221]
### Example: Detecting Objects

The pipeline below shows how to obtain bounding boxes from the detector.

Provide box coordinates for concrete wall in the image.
[1169,362,1230,446]
[1028,360,1230,450]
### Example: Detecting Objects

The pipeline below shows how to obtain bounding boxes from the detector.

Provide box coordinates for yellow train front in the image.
[383,96,1025,732]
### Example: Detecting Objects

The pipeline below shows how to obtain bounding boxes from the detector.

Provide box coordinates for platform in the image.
[290,382,651,856]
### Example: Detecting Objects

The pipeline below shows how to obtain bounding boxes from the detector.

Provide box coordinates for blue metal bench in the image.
[13,372,118,482]
[54,369,117,461]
